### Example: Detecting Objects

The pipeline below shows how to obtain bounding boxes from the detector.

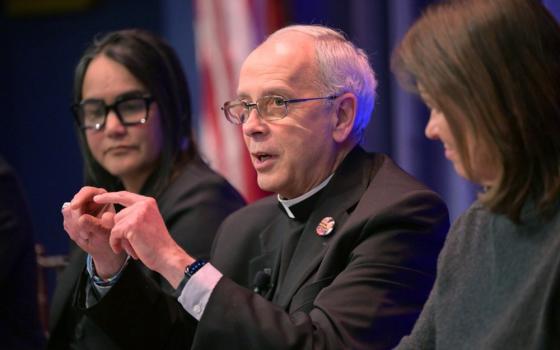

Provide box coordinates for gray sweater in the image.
[396,201,560,349]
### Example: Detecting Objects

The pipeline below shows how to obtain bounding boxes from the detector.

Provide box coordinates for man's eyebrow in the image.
[236,88,293,100]
[264,88,291,97]
[236,93,251,100]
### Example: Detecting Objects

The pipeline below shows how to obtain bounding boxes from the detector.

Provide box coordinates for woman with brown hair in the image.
[392,0,560,348]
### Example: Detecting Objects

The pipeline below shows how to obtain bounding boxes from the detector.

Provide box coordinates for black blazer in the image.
[0,156,45,349]
[78,147,449,349]
[48,158,245,349]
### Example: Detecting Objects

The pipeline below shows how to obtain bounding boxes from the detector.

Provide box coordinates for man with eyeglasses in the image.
[73,25,449,349]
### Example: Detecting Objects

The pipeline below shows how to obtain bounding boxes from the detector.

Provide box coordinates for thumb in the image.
[101,211,115,230]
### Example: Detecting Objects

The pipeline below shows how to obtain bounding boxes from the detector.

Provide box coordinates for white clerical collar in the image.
[277,174,334,219]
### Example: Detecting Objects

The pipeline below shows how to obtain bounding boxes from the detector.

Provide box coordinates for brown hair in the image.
[392,0,560,222]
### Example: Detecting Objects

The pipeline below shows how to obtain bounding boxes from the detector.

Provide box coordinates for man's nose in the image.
[242,108,266,136]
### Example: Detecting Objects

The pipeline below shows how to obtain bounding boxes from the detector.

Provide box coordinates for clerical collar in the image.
[278,174,334,219]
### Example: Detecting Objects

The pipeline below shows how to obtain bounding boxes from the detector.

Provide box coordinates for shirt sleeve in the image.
[177,263,223,321]
[85,254,129,307]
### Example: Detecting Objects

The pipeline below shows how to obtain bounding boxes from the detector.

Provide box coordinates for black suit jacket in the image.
[48,158,245,349]
[78,147,449,349]
[0,156,45,349]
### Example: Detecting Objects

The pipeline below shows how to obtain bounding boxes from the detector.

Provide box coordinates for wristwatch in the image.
[174,259,208,296]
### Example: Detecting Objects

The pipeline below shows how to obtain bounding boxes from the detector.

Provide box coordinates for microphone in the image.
[252,270,271,294]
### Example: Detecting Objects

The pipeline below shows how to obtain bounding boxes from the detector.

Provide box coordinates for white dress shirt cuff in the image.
[177,263,222,321]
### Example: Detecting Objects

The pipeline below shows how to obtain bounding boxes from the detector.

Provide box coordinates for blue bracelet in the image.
[175,259,207,296]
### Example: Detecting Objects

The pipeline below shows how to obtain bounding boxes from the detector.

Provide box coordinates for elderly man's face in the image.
[238,32,341,199]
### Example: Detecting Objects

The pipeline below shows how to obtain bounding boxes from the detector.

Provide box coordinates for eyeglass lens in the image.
[228,96,287,123]
[78,98,148,129]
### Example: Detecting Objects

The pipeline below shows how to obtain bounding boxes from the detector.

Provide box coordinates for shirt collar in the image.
[277,174,334,219]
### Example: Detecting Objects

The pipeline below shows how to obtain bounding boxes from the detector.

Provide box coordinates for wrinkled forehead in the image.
[237,33,319,97]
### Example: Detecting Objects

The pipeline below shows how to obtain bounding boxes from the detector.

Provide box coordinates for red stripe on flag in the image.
[194,0,285,202]
[200,63,225,168]
[213,0,236,93]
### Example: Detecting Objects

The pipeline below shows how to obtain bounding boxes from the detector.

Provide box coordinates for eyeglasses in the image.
[71,95,154,131]
[221,94,339,125]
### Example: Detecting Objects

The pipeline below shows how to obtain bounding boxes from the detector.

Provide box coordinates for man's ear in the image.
[332,93,357,143]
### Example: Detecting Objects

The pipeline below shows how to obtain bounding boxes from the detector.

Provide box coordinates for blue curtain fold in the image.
[290,0,481,221]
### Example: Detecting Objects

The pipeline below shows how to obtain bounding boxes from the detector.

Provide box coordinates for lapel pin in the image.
[316,216,335,236]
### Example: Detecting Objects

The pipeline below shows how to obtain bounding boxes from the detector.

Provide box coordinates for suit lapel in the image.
[248,211,285,298]
[275,147,374,309]
[49,248,86,330]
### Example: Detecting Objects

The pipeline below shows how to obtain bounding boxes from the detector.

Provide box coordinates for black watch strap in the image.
[174,259,208,297]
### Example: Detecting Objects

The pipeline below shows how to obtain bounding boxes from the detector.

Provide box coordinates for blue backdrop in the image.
[1,0,558,299]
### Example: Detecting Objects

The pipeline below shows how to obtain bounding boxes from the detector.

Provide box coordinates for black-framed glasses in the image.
[71,95,154,131]
[221,94,339,125]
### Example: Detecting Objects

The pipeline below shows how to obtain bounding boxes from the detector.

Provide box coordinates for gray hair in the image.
[269,25,377,140]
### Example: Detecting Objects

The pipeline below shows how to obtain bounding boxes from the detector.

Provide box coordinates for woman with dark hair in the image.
[47,29,245,349]
[392,0,560,348]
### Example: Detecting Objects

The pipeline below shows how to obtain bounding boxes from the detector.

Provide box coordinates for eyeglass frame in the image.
[221,94,340,125]
[71,95,154,131]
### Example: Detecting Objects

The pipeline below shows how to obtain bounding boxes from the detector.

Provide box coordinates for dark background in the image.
[1,0,558,300]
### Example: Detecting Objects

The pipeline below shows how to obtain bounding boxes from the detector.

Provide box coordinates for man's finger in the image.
[109,225,127,254]
[79,214,110,237]
[110,236,124,255]
[94,191,144,208]
[61,206,73,220]
[62,207,81,239]
[121,240,138,260]
[71,187,107,210]
[101,211,115,229]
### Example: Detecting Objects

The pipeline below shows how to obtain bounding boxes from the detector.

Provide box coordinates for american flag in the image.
[193,0,284,202]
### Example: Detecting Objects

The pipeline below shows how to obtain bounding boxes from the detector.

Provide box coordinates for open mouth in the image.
[255,152,272,162]
[252,152,276,169]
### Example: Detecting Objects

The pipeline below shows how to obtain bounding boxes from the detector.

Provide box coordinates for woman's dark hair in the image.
[73,29,198,197]
[392,0,560,222]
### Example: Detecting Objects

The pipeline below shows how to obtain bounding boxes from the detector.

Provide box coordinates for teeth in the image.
[257,154,270,162]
